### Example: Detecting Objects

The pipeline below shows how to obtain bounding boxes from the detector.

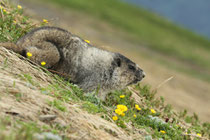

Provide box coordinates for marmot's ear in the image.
[111,58,121,68]
[115,58,121,67]
[116,58,121,67]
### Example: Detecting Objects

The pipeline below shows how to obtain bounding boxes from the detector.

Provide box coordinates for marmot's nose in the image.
[136,69,145,80]
[142,71,146,78]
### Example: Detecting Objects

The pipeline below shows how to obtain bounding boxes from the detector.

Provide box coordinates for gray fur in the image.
[1,26,145,100]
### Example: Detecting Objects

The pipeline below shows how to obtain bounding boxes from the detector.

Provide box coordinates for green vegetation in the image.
[0,3,35,42]
[32,68,210,139]
[38,74,210,139]
[48,99,67,112]
[44,0,210,81]
[2,71,210,139]
[0,117,41,140]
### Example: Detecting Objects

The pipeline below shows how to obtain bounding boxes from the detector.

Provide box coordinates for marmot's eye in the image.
[116,58,121,67]
[128,65,136,71]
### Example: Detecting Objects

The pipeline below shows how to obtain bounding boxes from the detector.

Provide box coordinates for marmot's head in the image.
[110,53,145,89]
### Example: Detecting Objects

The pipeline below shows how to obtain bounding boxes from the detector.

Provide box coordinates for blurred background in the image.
[11,0,210,122]
[124,0,210,38]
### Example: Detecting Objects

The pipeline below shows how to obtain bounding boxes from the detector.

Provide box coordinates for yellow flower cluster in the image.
[160,130,166,134]
[85,40,90,43]
[43,19,49,24]
[17,5,22,9]
[26,52,32,58]
[119,95,125,98]
[41,61,46,66]
[0,6,9,14]
[115,104,128,116]
[112,116,118,121]
[197,133,201,137]
[135,104,141,111]
[151,109,156,114]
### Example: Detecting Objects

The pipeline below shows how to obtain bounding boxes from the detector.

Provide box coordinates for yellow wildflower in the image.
[115,108,123,115]
[133,114,136,118]
[26,52,32,58]
[151,109,156,114]
[85,40,90,43]
[2,9,8,14]
[115,105,128,116]
[197,133,201,137]
[135,104,139,108]
[160,130,166,134]
[120,95,125,98]
[135,104,141,111]
[112,116,118,121]
[117,104,128,112]
[41,61,46,66]
[17,5,22,9]
[43,19,48,23]
[13,20,17,24]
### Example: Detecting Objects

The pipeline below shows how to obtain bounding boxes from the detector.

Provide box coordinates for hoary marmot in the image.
[0,26,145,100]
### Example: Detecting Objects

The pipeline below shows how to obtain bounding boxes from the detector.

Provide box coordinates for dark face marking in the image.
[128,64,136,72]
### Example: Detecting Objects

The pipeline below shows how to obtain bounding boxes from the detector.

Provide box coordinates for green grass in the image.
[43,0,210,81]
[0,6,33,42]
[39,71,210,139]
[48,99,67,112]
[45,74,210,139]
[0,117,41,140]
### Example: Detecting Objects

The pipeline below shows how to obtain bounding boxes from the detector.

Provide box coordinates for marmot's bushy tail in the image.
[17,26,72,50]
[0,26,72,68]
[0,26,72,54]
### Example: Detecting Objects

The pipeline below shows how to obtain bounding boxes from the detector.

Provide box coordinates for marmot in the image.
[0,26,145,100]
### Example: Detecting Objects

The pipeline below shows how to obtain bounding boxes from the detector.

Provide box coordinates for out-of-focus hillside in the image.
[125,0,210,38]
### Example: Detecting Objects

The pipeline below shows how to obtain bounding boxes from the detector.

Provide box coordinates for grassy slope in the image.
[45,0,210,82]
[0,1,210,140]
